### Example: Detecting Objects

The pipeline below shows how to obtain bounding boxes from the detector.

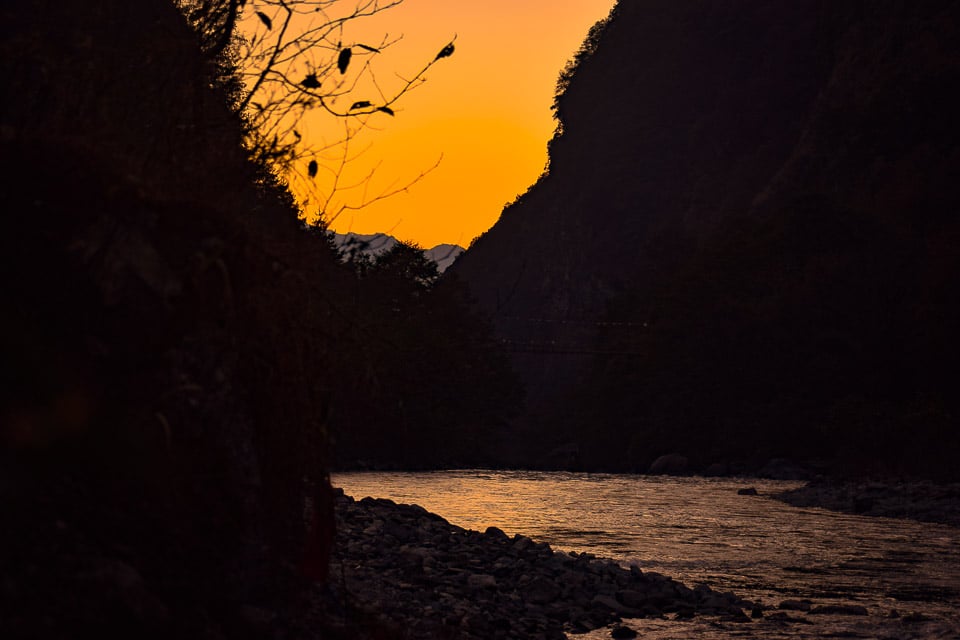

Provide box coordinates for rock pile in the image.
[327,491,752,639]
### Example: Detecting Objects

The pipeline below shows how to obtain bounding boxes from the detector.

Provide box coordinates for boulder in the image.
[525,576,561,605]
[484,525,509,540]
[592,594,627,613]
[616,589,647,609]
[611,624,638,639]
[648,454,689,475]
[542,442,581,468]
[703,462,729,477]
[382,521,415,542]
[758,458,809,480]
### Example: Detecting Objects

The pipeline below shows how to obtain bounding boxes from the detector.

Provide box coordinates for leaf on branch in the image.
[293,130,302,140]
[377,106,395,116]
[308,159,318,178]
[301,73,321,89]
[356,44,381,53]
[435,42,455,60]
[256,11,272,29]
[350,101,372,110]
[337,48,352,74]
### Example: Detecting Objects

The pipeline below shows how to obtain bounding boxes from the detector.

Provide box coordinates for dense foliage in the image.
[0,1,514,636]
[331,241,522,468]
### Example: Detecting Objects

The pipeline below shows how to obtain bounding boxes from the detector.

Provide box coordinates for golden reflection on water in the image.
[334,470,807,561]
[333,470,960,639]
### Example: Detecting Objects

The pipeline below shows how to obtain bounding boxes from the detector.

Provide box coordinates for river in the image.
[332,470,960,639]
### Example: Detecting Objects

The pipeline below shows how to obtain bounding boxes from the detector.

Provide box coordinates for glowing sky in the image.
[259,0,617,248]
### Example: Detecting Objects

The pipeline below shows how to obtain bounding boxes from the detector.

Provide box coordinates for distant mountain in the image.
[331,231,398,255]
[425,244,465,273]
[331,232,464,273]
[453,1,960,477]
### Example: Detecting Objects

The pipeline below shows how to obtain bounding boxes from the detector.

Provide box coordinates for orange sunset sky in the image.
[243,0,617,248]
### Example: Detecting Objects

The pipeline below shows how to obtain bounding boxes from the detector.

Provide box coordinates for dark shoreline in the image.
[771,479,960,528]
[321,481,959,639]
[321,490,754,639]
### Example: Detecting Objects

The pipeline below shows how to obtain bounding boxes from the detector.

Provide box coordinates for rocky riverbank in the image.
[319,490,754,639]
[773,480,960,528]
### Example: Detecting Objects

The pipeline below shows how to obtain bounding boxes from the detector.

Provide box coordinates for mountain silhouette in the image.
[454,0,960,477]
[331,232,464,272]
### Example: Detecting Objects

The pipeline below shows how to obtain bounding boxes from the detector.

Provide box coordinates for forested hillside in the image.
[0,2,514,635]
[455,1,960,477]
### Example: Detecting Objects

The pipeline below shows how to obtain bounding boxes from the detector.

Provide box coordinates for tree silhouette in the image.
[329,241,522,468]
[177,0,455,224]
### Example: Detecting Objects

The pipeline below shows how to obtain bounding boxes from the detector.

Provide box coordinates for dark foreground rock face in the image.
[328,492,752,638]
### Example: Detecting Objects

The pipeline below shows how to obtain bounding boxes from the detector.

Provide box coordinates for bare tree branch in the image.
[177,0,454,225]
[325,153,443,226]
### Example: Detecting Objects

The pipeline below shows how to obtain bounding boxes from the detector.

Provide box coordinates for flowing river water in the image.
[332,470,960,639]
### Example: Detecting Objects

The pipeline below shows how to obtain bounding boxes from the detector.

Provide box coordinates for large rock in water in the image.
[453,0,960,475]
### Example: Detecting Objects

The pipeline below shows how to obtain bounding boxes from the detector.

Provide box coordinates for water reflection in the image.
[333,470,960,638]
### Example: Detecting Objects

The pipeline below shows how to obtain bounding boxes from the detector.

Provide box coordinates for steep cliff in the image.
[454,1,960,475]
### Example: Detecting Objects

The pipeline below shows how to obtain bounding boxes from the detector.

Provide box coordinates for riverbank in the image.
[772,480,960,528]
[321,490,754,639]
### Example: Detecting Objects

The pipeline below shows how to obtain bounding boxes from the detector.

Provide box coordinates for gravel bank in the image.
[324,490,754,639]
[773,480,960,527]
